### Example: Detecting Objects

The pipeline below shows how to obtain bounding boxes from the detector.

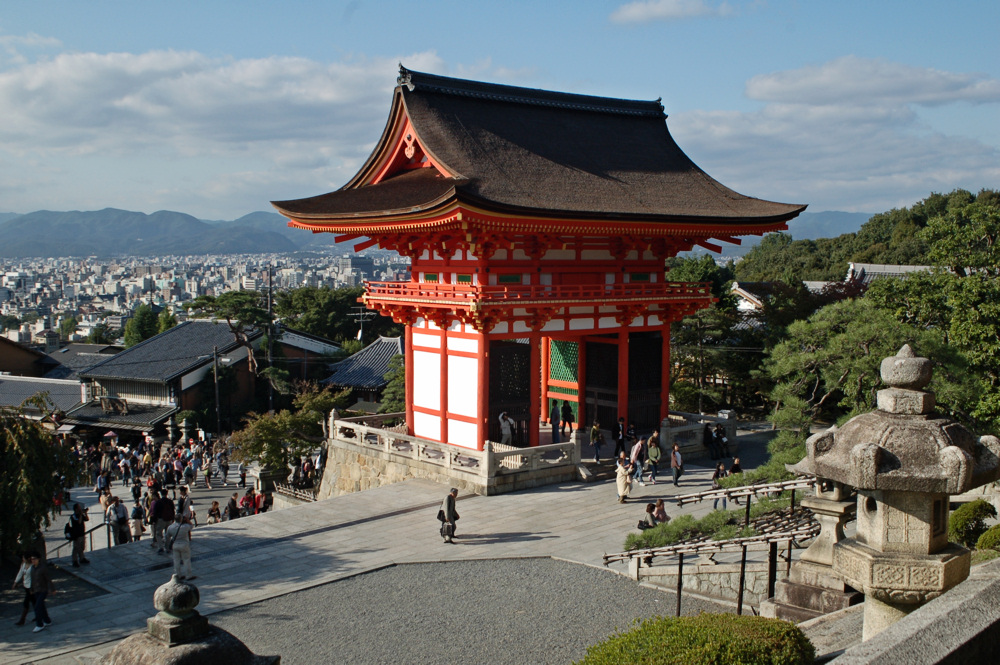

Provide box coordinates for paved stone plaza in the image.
[1,436,769,665]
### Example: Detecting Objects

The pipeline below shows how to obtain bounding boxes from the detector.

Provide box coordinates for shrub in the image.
[575,613,815,665]
[976,523,1000,551]
[949,499,997,547]
[623,498,791,551]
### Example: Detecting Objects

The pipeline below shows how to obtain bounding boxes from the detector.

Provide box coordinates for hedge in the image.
[624,497,790,551]
[949,499,997,547]
[575,613,815,665]
[976,523,1000,551]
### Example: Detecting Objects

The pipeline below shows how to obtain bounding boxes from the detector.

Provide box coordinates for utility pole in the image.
[349,306,376,344]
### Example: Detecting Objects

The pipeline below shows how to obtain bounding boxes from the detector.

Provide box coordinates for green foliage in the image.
[59,315,78,340]
[975,523,1000,551]
[230,384,350,471]
[274,286,403,345]
[575,614,815,665]
[624,497,791,551]
[0,314,19,332]
[378,354,406,414]
[185,291,271,373]
[949,499,998,547]
[157,309,178,333]
[665,254,736,302]
[1,398,77,556]
[86,322,114,344]
[764,298,961,423]
[972,549,1000,566]
[123,304,159,347]
[174,410,199,427]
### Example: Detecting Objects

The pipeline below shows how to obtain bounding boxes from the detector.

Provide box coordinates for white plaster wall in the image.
[599,316,620,328]
[448,419,479,449]
[545,249,575,261]
[541,319,565,332]
[512,320,531,334]
[413,411,441,441]
[412,331,440,349]
[581,250,613,261]
[492,321,509,335]
[412,350,441,410]
[447,336,479,354]
[448,355,479,418]
[569,318,595,330]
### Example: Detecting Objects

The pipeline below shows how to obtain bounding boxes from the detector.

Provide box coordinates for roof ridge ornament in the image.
[397,64,414,90]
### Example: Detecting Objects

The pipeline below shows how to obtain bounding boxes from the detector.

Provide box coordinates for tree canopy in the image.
[185,290,271,373]
[274,286,403,344]
[1,398,76,556]
[123,303,159,347]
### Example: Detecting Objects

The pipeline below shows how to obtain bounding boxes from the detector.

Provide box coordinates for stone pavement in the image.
[2,432,774,665]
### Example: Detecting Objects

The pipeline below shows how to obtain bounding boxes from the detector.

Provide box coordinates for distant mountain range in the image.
[0,208,872,259]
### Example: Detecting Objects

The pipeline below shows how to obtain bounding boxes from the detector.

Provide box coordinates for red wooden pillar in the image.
[478,335,489,450]
[577,338,587,427]
[617,330,629,424]
[541,335,550,425]
[440,328,449,444]
[660,325,671,422]
[405,325,414,435]
[530,335,541,448]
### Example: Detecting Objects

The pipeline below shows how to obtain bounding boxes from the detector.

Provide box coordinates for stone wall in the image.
[316,436,579,499]
[633,558,787,607]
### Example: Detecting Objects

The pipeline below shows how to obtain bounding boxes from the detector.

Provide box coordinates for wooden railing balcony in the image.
[363,280,713,307]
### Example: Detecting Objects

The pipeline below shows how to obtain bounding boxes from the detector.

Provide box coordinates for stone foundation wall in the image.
[635,559,787,607]
[271,492,312,511]
[316,437,579,499]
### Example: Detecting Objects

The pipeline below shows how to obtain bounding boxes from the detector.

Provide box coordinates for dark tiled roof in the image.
[44,343,123,380]
[274,68,804,225]
[63,401,177,431]
[322,337,402,390]
[80,320,260,382]
[0,376,83,414]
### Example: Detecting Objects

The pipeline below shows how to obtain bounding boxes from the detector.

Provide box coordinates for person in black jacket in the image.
[439,488,459,544]
[614,417,627,457]
[68,503,90,567]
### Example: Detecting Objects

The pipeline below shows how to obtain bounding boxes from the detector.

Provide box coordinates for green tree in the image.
[157,309,178,334]
[1,397,76,556]
[85,322,114,344]
[185,291,271,373]
[0,314,19,332]
[274,286,403,345]
[59,315,78,340]
[229,384,349,470]
[123,304,158,347]
[378,355,406,413]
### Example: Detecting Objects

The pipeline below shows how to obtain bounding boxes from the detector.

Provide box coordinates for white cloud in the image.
[671,58,1000,213]
[610,0,733,24]
[746,56,1000,107]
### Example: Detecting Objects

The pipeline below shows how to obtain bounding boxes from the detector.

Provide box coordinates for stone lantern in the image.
[791,345,1000,640]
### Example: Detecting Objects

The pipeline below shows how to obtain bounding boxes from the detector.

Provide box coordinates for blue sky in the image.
[1,1,998,220]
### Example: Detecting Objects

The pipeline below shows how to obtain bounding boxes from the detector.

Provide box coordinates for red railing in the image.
[363,280,713,305]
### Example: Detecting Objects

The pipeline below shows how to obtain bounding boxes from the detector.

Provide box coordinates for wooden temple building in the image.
[273,67,804,452]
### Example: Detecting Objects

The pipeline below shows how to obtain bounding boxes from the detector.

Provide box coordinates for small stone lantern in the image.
[792,345,1000,640]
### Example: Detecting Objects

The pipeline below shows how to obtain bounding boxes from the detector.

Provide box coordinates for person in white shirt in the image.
[164,515,195,580]
[498,412,513,445]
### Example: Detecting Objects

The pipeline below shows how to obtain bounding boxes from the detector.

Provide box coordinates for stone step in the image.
[761,599,824,623]
[774,579,864,615]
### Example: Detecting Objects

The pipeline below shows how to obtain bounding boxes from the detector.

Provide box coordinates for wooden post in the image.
[737,544,748,615]
[767,541,778,599]
[788,489,795,575]
[675,552,684,617]
[744,494,752,527]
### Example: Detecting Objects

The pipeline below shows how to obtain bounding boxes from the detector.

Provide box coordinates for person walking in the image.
[12,552,35,627]
[130,501,146,541]
[703,424,718,460]
[630,437,646,486]
[589,420,603,463]
[614,417,626,457]
[237,461,247,488]
[219,454,230,486]
[151,490,175,554]
[712,462,729,510]
[164,515,195,580]
[438,488,460,544]
[670,444,683,487]
[646,433,661,485]
[67,503,90,567]
[498,412,513,445]
[549,402,561,444]
[106,496,130,545]
[615,458,633,503]
[560,400,574,438]
[27,552,55,632]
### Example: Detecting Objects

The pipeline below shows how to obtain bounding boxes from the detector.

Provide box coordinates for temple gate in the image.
[273,67,804,452]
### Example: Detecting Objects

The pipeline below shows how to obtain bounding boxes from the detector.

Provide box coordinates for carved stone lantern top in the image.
[791,345,1000,494]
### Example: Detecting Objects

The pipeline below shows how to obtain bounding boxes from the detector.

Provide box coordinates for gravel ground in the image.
[210,557,730,665]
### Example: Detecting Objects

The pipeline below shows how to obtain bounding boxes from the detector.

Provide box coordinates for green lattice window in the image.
[498,274,522,284]
[549,340,579,383]
[423,273,438,283]
[630,272,650,282]
[456,274,473,284]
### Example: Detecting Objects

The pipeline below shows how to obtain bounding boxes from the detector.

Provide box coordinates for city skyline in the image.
[1,1,998,220]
